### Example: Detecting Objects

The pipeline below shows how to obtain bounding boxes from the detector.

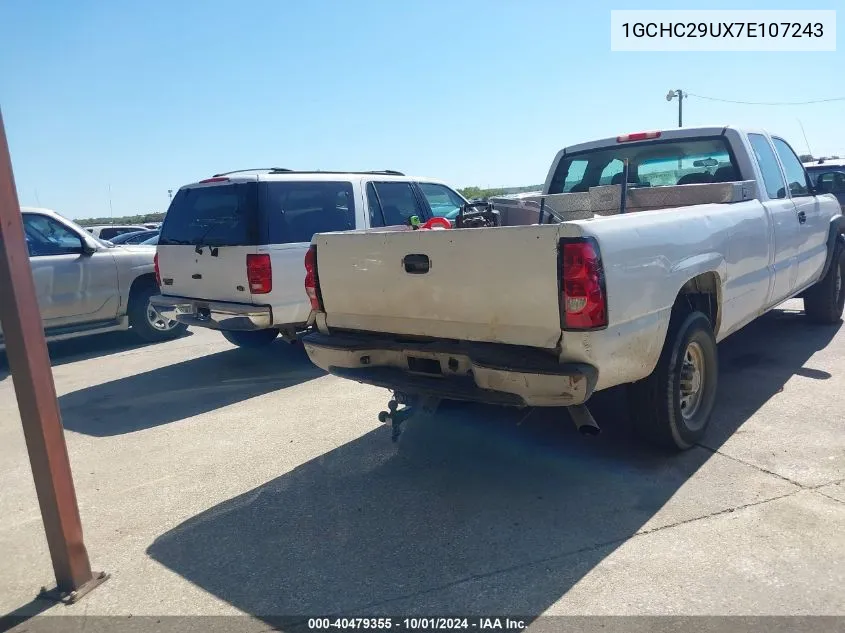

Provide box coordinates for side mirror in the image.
[80,240,97,256]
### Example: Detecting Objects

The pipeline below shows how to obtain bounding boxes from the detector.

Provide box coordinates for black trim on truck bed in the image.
[304,330,588,375]
[303,331,599,407]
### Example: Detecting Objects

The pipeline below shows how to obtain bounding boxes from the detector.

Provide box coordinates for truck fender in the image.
[669,254,726,330]
[652,262,724,364]
[816,215,845,283]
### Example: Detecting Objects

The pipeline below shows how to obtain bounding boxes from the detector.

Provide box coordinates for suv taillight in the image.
[304,246,322,311]
[154,252,161,287]
[247,253,272,294]
[560,239,607,329]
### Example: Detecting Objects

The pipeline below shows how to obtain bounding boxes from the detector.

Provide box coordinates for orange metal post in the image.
[0,108,107,602]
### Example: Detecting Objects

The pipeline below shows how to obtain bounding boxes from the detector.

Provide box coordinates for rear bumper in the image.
[149,295,273,331]
[302,331,598,407]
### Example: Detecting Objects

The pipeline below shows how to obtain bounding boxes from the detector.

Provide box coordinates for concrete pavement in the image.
[1,300,843,627]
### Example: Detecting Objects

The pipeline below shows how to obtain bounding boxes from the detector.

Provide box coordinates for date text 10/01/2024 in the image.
[307,618,527,631]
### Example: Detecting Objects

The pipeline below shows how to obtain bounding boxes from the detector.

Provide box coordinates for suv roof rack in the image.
[209,168,405,178]
[266,169,405,176]
[212,168,293,177]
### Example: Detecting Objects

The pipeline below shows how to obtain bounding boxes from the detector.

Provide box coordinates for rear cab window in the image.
[548,137,739,194]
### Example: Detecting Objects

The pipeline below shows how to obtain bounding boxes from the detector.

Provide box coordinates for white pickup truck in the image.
[302,126,844,450]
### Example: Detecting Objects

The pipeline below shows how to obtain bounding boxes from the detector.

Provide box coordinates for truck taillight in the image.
[560,239,607,329]
[247,253,272,294]
[304,245,322,311]
[154,252,161,287]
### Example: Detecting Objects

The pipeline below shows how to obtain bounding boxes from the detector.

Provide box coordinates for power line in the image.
[686,92,845,106]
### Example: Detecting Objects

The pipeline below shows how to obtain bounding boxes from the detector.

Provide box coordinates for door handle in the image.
[797,210,807,224]
[403,254,430,274]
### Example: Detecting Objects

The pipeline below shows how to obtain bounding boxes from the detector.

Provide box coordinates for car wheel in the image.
[628,310,718,450]
[129,281,188,342]
[803,241,845,324]
[221,329,279,348]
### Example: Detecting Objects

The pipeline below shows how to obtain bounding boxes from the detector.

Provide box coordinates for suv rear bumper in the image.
[150,295,273,331]
[302,331,598,407]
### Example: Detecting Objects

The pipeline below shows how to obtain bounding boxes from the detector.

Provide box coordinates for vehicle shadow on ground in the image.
[146,308,838,622]
[0,330,194,382]
[58,341,323,436]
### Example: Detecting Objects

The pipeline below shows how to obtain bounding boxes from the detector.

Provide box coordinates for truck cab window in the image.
[772,138,811,197]
[815,171,845,194]
[372,182,423,225]
[418,183,465,220]
[366,182,386,227]
[22,214,83,257]
[748,134,788,199]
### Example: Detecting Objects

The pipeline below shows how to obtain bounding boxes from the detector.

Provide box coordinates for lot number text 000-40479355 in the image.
[307,618,527,631]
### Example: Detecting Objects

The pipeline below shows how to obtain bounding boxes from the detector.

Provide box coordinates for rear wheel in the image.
[221,329,279,348]
[803,241,845,324]
[129,281,187,342]
[627,310,718,450]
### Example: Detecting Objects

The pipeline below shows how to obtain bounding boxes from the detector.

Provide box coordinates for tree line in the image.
[457,185,542,200]
[799,154,840,163]
[76,212,166,227]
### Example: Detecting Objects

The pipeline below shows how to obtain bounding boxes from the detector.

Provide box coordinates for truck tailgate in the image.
[313,224,573,349]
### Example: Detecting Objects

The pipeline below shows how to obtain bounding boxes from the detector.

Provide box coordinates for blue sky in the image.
[1,0,842,219]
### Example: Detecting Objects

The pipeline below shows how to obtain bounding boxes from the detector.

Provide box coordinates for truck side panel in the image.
[566,198,770,390]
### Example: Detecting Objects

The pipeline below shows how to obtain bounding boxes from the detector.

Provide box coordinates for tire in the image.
[627,310,718,451]
[803,241,845,324]
[221,329,279,348]
[129,281,188,343]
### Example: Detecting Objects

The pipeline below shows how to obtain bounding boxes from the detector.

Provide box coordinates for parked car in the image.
[0,207,186,351]
[107,229,159,244]
[302,126,844,451]
[804,158,845,211]
[143,222,162,230]
[141,234,159,245]
[150,169,469,348]
[85,224,148,240]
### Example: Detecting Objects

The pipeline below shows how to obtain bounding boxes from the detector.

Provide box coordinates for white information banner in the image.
[610,10,836,52]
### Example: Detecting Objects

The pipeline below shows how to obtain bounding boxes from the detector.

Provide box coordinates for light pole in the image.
[666,90,685,128]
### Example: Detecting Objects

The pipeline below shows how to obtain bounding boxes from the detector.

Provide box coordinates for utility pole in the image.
[666,89,685,127]
[0,108,108,603]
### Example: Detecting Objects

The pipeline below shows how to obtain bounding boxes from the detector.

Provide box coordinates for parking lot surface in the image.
[1,300,844,624]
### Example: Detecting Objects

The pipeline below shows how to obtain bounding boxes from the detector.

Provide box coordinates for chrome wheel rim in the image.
[146,302,178,331]
[836,263,842,300]
[679,341,705,425]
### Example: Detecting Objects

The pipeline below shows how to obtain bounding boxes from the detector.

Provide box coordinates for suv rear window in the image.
[160,180,355,246]
[160,182,259,246]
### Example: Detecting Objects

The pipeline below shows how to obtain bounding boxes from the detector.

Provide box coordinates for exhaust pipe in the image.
[567,404,601,436]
